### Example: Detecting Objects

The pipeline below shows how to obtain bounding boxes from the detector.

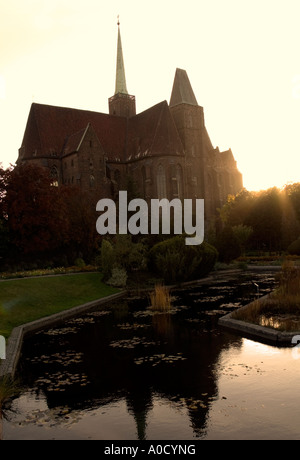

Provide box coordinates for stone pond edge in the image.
[0,291,126,379]
[218,293,299,346]
[0,265,289,379]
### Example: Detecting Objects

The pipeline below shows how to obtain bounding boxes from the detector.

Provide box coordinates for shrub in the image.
[101,239,115,280]
[149,235,218,284]
[113,235,146,272]
[74,258,86,269]
[107,267,127,288]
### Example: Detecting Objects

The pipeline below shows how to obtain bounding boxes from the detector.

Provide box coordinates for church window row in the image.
[50,161,185,196]
[155,163,184,200]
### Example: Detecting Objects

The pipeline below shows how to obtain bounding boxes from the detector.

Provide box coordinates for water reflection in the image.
[5,271,287,440]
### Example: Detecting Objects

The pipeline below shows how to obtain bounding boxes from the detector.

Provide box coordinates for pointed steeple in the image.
[170,68,198,107]
[115,18,128,95]
[109,18,136,118]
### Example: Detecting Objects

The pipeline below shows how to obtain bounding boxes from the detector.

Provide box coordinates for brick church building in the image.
[17,22,242,225]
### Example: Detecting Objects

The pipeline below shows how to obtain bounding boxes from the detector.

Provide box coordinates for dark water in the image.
[3,270,300,440]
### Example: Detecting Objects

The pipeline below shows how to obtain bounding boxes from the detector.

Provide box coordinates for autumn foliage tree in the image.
[2,163,100,265]
[4,163,69,256]
[58,185,100,261]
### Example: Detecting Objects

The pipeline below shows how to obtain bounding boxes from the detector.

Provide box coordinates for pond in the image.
[3,270,300,440]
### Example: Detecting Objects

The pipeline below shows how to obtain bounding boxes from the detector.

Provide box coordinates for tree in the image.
[245,187,282,251]
[284,183,300,221]
[218,188,256,227]
[0,219,10,261]
[2,164,101,264]
[280,187,300,249]
[0,163,13,217]
[60,186,100,262]
[232,224,253,255]
[215,226,242,263]
[4,163,69,256]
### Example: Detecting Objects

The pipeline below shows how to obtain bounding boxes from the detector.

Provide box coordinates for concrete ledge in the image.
[218,295,299,346]
[0,291,125,379]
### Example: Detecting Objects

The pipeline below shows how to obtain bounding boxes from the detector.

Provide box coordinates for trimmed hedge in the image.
[149,235,218,284]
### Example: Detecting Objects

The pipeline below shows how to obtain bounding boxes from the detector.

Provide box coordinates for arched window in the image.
[50,165,59,187]
[157,164,166,199]
[89,175,95,188]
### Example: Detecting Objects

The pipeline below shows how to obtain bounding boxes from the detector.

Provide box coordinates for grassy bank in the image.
[0,273,119,338]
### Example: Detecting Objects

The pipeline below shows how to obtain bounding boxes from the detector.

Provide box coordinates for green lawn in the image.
[0,273,120,338]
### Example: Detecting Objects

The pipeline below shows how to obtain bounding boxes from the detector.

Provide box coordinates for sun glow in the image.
[1,1,300,191]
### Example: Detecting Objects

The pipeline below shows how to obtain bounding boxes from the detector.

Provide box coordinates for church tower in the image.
[109,19,136,118]
[169,68,206,198]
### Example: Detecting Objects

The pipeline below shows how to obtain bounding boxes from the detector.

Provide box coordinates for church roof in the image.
[20,103,127,160]
[169,68,198,107]
[19,100,185,162]
[127,101,185,160]
[63,125,89,155]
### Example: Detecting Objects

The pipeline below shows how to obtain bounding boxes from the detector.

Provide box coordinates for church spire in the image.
[115,17,128,95]
[109,17,136,118]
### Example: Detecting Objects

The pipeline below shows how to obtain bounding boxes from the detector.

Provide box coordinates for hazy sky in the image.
[1,0,300,191]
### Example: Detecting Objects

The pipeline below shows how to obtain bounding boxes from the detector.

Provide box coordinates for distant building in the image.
[17,22,242,225]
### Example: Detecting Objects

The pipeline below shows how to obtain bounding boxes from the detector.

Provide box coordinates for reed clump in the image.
[232,298,263,324]
[0,376,21,440]
[149,284,172,312]
[0,376,20,412]
[232,260,300,331]
[277,260,300,298]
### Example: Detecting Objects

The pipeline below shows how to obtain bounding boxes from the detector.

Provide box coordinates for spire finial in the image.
[117,15,120,26]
